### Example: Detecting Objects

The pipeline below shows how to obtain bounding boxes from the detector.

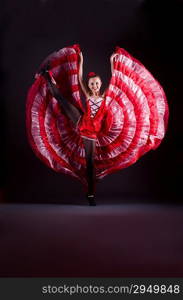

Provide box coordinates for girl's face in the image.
[88,77,102,94]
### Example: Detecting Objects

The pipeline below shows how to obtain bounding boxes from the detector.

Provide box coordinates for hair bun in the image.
[88,72,96,78]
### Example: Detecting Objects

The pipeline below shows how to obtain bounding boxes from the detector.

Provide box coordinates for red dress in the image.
[26,44,169,186]
[78,96,107,140]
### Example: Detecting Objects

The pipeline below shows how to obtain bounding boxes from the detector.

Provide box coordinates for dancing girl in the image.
[26,44,169,206]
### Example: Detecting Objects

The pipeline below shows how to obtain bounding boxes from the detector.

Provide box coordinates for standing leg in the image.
[82,138,96,206]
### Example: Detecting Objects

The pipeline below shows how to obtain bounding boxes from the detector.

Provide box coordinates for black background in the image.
[0,0,182,204]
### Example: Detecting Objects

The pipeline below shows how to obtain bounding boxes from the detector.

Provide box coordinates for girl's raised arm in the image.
[78,52,89,98]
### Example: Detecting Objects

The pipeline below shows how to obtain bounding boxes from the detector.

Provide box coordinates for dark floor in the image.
[0,200,183,277]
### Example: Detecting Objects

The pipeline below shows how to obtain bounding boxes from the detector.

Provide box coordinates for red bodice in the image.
[78,96,107,139]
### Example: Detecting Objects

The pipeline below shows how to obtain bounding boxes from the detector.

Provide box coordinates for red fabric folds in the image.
[26,44,169,185]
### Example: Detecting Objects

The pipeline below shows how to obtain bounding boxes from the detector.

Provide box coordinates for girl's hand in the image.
[110,53,118,62]
[110,53,118,74]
